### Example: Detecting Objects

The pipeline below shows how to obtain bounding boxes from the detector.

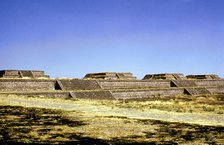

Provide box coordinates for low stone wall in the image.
[84,72,136,80]
[171,80,197,87]
[0,79,55,91]
[0,92,70,98]
[0,70,19,78]
[111,88,184,100]
[184,88,211,95]
[143,73,186,80]
[72,90,114,100]
[0,70,50,78]
[57,79,101,90]
[207,87,224,94]
[194,80,224,87]
[186,74,220,80]
[98,80,171,89]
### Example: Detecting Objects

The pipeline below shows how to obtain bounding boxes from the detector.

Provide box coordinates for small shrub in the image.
[188,109,193,113]
[205,134,217,145]
[217,111,223,114]
[202,106,215,112]
[176,108,183,113]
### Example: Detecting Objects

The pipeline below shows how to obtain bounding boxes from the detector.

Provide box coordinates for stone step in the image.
[171,80,197,87]
[19,71,34,78]
[84,72,136,80]
[56,79,101,90]
[184,88,211,95]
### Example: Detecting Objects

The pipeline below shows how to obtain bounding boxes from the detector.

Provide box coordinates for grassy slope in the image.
[0,95,224,144]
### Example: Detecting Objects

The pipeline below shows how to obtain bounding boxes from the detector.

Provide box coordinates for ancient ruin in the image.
[143,73,186,80]
[186,74,220,80]
[0,70,224,100]
[0,70,50,79]
[84,72,136,80]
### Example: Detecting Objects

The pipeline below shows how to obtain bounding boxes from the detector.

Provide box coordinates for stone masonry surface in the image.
[0,70,224,100]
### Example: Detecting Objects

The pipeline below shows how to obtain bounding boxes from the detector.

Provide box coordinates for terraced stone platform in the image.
[56,79,102,90]
[0,79,55,91]
[143,73,186,80]
[0,70,49,78]
[0,70,224,100]
[184,88,211,95]
[171,80,197,87]
[187,74,220,80]
[84,72,136,80]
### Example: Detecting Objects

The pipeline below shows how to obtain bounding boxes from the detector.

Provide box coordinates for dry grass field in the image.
[0,94,224,144]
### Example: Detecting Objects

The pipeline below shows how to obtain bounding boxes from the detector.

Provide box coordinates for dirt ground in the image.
[0,95,224,144]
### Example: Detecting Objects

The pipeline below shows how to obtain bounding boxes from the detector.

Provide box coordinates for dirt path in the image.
[0,95,224,126]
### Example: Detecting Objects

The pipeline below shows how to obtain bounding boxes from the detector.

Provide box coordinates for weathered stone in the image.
[184,88,211,95]
[111,88,184,100]
[71,90,115,100]
[171,80,197,87]
[56,79,102,90]
[0,70,224,100]
[186,74,220,80]
[0,70,50,79]
[0,79,55,91]
[194,80,224,87]
[84,72,136,80]
[143,73,186,80]
[0,91,71,98]
[98,80,171,89]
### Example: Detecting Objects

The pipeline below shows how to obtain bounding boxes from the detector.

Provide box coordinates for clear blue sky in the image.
[1,0,224,79]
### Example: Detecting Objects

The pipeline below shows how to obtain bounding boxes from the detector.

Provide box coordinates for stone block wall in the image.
[72,90,114,100]
[0,79,55,91]
[32,71,50,78]
[184,88,211,95]
[143,73,186,80]
[20,71,34,78]
[56,79,101,90]
[0,70,19,78]
[0,92,71,98]
[207,87,224,94]
[111,88,184,100]
[171,80,197,87]
[0,70,50,78]
[98,80,171,89]
[84,72,136,80]
[186,74,220,80]
[194,80,224,87]
[0,70,224,100]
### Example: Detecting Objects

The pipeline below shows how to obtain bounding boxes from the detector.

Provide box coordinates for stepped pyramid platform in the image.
[0,70,50,79]
[0,70,224,100]
[171,80,197,87]
[143,73,186,80]
[84,72,136,80]
[186,74,220,80]
[184,88,211,95]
